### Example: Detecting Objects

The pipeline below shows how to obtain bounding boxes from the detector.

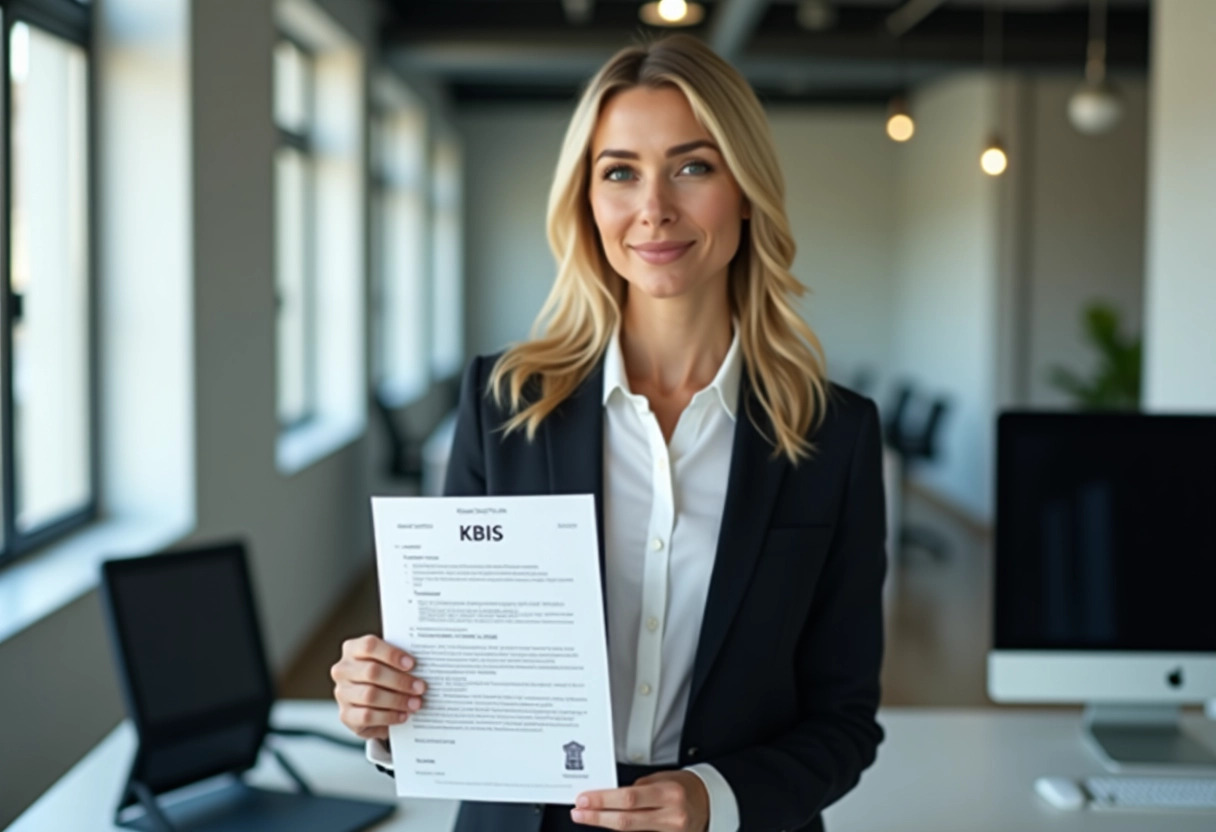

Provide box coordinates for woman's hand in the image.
[571,770,709,831]
[330,634,427,741]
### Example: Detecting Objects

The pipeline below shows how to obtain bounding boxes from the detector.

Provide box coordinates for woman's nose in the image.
[638,180,676,228]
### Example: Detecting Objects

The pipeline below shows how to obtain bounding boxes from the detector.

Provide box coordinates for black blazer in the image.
[445,354,887,832]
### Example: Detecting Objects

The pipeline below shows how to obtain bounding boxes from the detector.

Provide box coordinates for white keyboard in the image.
[1085,776,1216,811]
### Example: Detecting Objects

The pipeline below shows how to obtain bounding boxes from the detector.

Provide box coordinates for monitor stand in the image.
[1083,704,1216,771]
[115,746,394,832]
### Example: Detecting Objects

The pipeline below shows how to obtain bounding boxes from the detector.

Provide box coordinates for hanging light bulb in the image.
[658,0,687,22]
[1068,0,1123,135]
[639,0,704,27]
[979,4,1009,176]
[886,97,915,142]
[980,136,1008,177]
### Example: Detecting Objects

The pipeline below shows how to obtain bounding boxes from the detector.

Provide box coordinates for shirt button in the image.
[651,538,664,551]
[687,746,698,757]
[630,752,644,762]
[646,616,659,632]
[639,683,652,696]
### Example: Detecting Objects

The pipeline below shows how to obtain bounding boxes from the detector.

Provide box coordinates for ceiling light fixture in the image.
[639,0,705,27]
[980,137,1009,176]
[1068,0,1123,135]
[980,2,1008,177]
[886,97,915,142]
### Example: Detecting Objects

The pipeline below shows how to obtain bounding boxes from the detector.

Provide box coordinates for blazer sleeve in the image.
[709,399,887,831]
[443,356,490,498]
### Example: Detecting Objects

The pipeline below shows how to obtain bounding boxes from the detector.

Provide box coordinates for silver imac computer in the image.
[988,412,1216,770]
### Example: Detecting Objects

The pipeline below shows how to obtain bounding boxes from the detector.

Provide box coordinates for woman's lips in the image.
[630,241,694,265]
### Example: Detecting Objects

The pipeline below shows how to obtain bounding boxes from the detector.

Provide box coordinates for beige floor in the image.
[280,490,995,708]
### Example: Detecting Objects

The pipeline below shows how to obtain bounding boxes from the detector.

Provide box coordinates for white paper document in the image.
[371,494,618,803]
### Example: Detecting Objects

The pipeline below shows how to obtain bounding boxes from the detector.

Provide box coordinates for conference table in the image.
[9,700,1216,831]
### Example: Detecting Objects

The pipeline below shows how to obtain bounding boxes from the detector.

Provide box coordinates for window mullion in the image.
[1,11,17,563]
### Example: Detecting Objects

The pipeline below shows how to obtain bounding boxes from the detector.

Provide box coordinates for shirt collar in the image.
[601,322,742,422]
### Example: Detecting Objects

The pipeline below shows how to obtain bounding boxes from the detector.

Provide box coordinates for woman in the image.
[331,35,886,832]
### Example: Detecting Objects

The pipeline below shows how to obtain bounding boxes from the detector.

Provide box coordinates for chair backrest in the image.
[883,383,915,447]
[372,390,410,477]
[902,397,950,461]
[884,381,950,463]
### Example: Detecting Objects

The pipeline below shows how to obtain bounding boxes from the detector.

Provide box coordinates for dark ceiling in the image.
[380,0,1151,105]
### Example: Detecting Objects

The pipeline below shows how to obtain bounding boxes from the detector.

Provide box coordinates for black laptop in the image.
[100,540,395,832]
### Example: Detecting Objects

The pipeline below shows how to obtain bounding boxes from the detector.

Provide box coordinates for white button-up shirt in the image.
[370,329,743,830]
[601,326,741,832]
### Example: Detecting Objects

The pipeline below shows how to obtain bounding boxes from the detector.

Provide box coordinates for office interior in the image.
[1,0,1214,826]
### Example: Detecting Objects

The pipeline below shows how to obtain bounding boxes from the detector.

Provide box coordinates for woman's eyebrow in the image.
[593,139,719,163]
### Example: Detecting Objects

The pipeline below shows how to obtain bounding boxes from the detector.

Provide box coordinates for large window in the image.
[273,0,366,473]
[371,76,465,405]
[370,87,428,405]
[274,35,317,429]
[429,134,463,380]
[1,0,94,568]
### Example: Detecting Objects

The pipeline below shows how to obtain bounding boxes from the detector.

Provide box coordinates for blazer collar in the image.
[543,359,608,571]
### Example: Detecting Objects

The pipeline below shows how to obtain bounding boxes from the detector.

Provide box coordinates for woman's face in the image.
[588,85,748,305]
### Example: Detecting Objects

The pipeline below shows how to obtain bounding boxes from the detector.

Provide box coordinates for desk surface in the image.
[9,701,1216,832]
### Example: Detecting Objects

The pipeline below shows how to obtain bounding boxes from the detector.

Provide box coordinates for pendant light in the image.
[980,2,1008,177]
[639,0,705,27]
[1068,0,1123,135]
[887,97,916,142]
[885,29,915,143]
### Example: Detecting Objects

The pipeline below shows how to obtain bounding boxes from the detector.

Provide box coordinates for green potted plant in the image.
[1048,301,1142,410]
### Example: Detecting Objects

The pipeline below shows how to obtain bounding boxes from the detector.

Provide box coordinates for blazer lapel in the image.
[543,361,607,587]
[688,380,788,707]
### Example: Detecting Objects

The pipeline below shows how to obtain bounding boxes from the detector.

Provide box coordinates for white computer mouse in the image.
[1035,776,1086,811]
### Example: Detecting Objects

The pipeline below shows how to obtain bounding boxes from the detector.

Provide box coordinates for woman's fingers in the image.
[338,703,410,740]
[336,679,424,713]
[343,634,416,671]
[349,656,427,695]
[572,774,707,832]
[577,783,672,812]
[332,634,428,740]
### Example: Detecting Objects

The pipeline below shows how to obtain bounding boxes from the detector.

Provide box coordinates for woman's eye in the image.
[680,160,712,176]
[604,166,635,182]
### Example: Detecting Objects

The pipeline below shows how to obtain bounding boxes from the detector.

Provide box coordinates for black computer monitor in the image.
[102,541,274,796]
[101,540,394,831]
[989,412,1216,769]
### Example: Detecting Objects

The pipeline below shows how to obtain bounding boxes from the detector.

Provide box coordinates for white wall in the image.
[457,104,899,382]
[459,105,572,356]
[1022,75,1148,407]
[888,74,1002,522]
[768,110,897,386]
[1143,0,1216,411]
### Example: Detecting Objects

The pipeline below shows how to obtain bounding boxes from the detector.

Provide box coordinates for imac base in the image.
[1084,705,1216,771]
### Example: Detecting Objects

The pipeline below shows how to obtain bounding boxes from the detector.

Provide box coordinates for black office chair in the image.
[885,385,952,562]
[372,390,421,480]
[371,375,462,482]
[883,383,914,448]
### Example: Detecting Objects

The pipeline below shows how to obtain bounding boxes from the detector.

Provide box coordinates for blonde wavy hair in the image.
[489,35,829,462]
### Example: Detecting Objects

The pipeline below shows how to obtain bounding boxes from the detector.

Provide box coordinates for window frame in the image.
[369,81,431,407]
[274,29,320,431]
[0,0,97,570]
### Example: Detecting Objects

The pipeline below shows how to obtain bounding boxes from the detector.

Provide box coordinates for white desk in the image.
[9,702,1216,831]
